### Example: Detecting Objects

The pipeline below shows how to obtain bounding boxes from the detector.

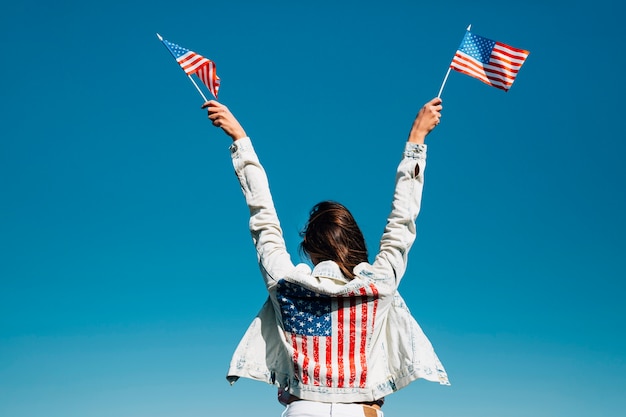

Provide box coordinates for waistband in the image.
[283,401,383,417]
[281,394,384,409]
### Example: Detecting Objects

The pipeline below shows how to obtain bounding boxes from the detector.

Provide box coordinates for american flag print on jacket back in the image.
[277,279,379,388]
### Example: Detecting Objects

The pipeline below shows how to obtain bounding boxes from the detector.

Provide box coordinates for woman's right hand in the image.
[201,100,247,141]
[407,97,443,144]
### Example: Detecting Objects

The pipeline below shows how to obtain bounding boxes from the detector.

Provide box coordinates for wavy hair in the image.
[299,201,368,279]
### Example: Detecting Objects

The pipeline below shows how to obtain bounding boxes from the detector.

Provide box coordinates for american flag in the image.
[162,38,220,99]
[277,280,379,388]
[450,31,529,91]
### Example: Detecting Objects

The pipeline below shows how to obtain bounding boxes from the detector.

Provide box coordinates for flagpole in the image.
[157,33,209,103]
[437,68,451,98]
[437,24,472,98]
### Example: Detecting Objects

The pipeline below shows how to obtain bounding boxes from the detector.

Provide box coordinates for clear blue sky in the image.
[1,1,625,416]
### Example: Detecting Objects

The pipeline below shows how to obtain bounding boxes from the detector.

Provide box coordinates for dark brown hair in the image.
[299,201,368,278]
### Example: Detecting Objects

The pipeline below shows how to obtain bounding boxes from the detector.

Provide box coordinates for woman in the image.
[202,98,449,417]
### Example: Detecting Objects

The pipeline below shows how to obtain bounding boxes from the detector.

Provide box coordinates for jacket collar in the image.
[311,260,350,283]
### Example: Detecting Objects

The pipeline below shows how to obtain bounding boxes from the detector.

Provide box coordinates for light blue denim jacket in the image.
[226,137,449,403]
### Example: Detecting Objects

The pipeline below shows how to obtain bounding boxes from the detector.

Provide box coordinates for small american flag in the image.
[162,38,220,99]
[277,280,379,388]
[450,31,529,91]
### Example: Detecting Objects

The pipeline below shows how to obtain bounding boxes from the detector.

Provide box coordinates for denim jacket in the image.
[226,137,449,403]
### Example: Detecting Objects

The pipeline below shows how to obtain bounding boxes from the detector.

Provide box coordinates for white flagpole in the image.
[437,24,471,98]
[157,33,209,103]
[437,68,451,98]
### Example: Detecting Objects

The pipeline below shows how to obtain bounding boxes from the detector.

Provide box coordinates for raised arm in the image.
[203,101,295,289]
[371,98,442,286]
[407,97,442,145]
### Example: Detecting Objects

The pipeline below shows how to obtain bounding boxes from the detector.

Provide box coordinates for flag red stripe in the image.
[301,334,309,385]
[337,296,345,387]
[313,336,320,386]
[348,296,356,387]
[325,336,332,387]
[370,283,379,330]
[291,335,300,381]
[359,288,369,387]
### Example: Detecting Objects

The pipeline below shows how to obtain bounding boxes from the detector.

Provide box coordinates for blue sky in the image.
[1,1,625,416]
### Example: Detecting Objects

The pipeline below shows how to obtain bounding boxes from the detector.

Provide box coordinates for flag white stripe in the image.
[493,44,529,60]
[180,58,209,74]
[492,50,527,66]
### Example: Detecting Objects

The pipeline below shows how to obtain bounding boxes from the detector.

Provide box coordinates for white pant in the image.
[282,400,384,417]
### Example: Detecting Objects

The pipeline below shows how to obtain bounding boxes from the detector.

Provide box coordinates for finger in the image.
[201,100,219,109]
[207,106,223,119]
[427,107,440,118]
[430,105,442,116]
[429,97,442,106]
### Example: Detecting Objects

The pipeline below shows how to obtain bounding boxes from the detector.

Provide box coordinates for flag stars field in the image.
[462,34,496,63]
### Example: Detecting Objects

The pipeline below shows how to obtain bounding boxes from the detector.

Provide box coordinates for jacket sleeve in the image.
[230,137,295,289]
[371,142,427,287]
